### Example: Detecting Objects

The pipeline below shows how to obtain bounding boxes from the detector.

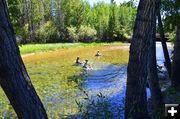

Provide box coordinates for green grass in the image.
[19,42,126,55]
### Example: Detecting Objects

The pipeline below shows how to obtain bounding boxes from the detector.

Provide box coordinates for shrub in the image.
[36,21,60,43]
[22,24,30,40]
[167,31,176,42]
[66,25,97,43]
[78,25,97,42]
[16,24,30,44]
[67,26,78,42]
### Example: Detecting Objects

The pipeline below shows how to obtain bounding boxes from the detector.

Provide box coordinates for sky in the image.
[85,0,133,6]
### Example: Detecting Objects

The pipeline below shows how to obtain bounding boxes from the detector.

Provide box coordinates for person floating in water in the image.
[83,60,89,68]
[75,56,82,65]
[83,60,92,69]
[95,50,101,57]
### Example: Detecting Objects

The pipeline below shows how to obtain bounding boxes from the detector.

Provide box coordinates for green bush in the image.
[78,25,97,42]
[67,26,78,42]
[36,21,60,43]
[167,31,176,42]
[22,24,30,40]
[15,24,30,44]
[66,25,97,42]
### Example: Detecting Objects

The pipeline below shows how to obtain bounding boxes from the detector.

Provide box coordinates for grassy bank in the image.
[19,42,126,55]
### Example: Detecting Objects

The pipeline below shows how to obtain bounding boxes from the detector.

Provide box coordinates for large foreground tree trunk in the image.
[0,0,48,119]
[125,0,157,119]
[147,3,164,118]
[158,10,172,78]
[172,21,180,87]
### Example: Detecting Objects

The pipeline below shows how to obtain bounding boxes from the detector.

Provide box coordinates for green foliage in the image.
[76,91,124,118]
[108,3,119,38]
[118,2,136,40]
[78,25,97,42]
[66,25,97,42]
[66,26,78,42]
[6,0,21,28]
[21,24,30,40]
[92,2,110,39]
[7,0,137,43]
[61,0,86,28]
[36,21,60,43]
[167,30,176,42]
[161,0,180,42]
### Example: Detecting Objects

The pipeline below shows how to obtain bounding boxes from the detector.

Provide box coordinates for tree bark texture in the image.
[125,0,157,119]
[158,10,172,78]
[0,0,48,119]
[172,21,180,87]
[147,2,164,118]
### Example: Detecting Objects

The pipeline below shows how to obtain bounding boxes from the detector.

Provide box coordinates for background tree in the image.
[0,0,47,118]
[6,0,137,43]
[107,2,119,40]
[161,0,180,42]
[158,9,172,78]
[118,1,136,41]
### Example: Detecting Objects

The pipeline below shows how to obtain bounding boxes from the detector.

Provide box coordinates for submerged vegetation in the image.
[0,0,179,119]
[0,43,129,118]
[75,92,124,119]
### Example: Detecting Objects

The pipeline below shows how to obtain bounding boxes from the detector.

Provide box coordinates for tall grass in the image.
[19,42,125,54]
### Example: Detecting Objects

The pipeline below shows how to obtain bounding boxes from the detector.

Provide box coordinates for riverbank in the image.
[19,42,128,55]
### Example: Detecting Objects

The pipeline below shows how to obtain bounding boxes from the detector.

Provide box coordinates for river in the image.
[0,42,173,118]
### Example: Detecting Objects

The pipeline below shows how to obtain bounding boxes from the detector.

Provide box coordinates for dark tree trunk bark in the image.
[147,3,164,118]
[111,0,115,4]
[0,0,48,119]
[172,21,180,87]
[158,10,172,78]
[29,0,36,42]
[125,0,157,119]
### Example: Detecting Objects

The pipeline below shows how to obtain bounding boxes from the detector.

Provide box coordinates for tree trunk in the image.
[172,21,180,87]
[125,0,157,119]
[29,0,36,42]
[158,10,172,78]
[0,0,48,119]
[147,3,164,118]
[111,0,114,4]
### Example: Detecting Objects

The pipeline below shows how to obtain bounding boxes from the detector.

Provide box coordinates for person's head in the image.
[77,56,80,60]
[85,60,88,63]
[97,50,99,53]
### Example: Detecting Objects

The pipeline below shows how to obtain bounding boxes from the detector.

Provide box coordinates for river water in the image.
[78,42,173,118]
[0,42,173,119]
